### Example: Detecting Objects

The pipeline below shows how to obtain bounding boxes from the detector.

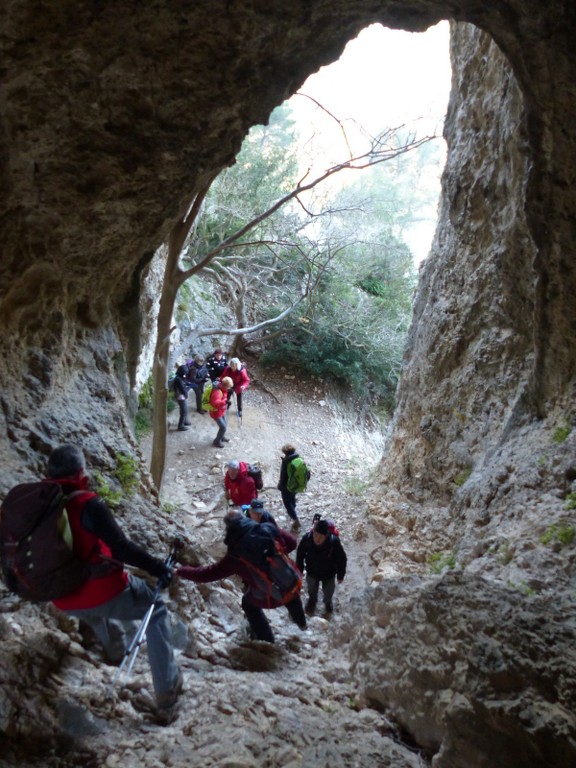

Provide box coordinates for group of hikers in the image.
[171,349,249,446]
[0,435,348,726]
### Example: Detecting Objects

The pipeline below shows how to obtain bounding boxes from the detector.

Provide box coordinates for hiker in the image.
[296,518,347,614]
[225,460,258,507]
[246,498,278,526]
[185,354,210,414]
[277,443,310,529]
[173,364,190,431]
[45,444,182,723]
[177,510,306,644]
[209,376,233,447]
[206,348,228,382]
[221,357,250,417]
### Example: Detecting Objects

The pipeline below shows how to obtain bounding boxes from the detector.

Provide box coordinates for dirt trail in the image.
[104,364,426,767]
[145,362,386,595]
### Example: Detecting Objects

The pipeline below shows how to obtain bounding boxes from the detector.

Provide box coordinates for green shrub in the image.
[114,452,139,496]
[552,424,571,443]
[343,475,368,496]
[499,540,514,565]
[428,551,456,574]
[93,470,123,508]
[454,467,472,487]
[540,523,575,547]
[93,452,139,507]
[565,492,576,510]
[138,375,154,410]
[135,408,152,439]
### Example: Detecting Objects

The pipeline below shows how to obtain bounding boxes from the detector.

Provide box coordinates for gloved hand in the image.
[158,566,173,590]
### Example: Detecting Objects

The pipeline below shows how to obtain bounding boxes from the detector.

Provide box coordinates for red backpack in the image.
[0,481,92,602]
[232,520,302,608]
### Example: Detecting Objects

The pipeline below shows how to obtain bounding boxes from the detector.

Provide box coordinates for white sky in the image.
[287,21,452,262]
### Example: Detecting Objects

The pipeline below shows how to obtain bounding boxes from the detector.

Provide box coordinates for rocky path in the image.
[6,366,427,768]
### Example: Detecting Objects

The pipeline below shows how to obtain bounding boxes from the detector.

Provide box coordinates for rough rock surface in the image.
[1,2,576,767]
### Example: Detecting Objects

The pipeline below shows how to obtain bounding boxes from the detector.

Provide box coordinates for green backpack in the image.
[288,456,311,493]
[201,380,217,412]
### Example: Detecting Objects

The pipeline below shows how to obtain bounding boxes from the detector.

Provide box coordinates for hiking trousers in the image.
[280,488,298,521]
[177,397,189,429]
[65,575,180,701]
[306,574,336,609]
[214,414,227,443]
[242,594,306,643]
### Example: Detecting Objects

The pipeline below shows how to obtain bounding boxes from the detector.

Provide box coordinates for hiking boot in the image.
[325,603,334,614]
[156,669,183,726]
[213,440,225,448]
[177,426,189,431]
[222,437,230,442]
[197,409,207,414]
[291,518,301,531]
[184,420,192,426]
[305,600,316,615]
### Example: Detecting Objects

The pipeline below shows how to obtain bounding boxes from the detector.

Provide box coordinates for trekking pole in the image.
[107,537,184,695]
[235,391,242,429]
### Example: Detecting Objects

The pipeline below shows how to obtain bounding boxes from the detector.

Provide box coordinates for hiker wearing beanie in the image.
[247,499,278,526]
[173,364,190,431]
[296,518,347,615]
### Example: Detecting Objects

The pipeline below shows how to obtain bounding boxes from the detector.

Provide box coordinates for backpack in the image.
[232,521,302,608]
[201,379,216,412]
[0,481,92,602]
[288,456,311,493]
[247,464,264,490]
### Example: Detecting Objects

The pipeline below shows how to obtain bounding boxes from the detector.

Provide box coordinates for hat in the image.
[314,520,329,535]
[250,499,264,510]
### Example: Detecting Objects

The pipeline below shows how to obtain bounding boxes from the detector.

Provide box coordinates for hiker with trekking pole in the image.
[222,357,250,420]
[0,444,183,725]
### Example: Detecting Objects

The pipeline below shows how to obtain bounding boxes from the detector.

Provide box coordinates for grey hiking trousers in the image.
[65,575,180,700]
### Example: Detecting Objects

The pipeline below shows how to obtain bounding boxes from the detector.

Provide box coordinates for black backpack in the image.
[247,464,264,491]
[0,481,92,602]
[231,521,302,608]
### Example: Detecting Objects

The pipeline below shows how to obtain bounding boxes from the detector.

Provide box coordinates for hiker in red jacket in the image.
[224,460,258,506]
[221,358,250,417]
[45,444,182,724]
[177,511,306,643]
[209,376,233,447]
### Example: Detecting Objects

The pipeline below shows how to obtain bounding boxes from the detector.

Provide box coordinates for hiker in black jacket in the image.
[173,364,190,431]
[185,355,210,413]
[206,348,228,382]
[278,443,301,529]
[296,519,347,614]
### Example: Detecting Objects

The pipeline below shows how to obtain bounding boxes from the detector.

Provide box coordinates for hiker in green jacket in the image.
[277,443,311,531]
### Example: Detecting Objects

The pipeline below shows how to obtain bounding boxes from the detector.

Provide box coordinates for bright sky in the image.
[287,21,452,262]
